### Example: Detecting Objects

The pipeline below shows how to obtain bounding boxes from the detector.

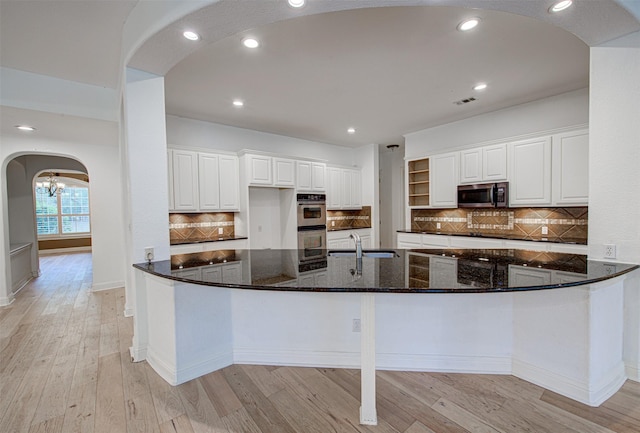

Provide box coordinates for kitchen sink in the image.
[327,249,399,258]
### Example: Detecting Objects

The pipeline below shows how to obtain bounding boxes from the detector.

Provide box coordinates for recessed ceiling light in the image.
[347,127,356,134]
[183,31,200,41]
[15,125,36,131]
[473,83,488,91]
[549,1,573,13]
[457,18,480,32]
[233,99,244,107]
[287,0,305,8]
[242,38,259,49]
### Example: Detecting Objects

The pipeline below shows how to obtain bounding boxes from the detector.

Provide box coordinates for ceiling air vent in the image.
[453,96,477,106]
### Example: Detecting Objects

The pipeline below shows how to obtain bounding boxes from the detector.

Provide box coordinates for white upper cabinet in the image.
[170,149,199,211]
[273,157,295,187]
[247,154,273,185]
[246,154,295,188]
[218,155,240,210]
[326,166,362,210]
[169,149,239,212]
[509,136,552,206]
[460,144,507,184]
[198,153,220,210]
[552,130,588,206]
[296,161,327,192]
[430,152,458,208]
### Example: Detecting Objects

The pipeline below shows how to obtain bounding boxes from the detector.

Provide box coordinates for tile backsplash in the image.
[412,207,588,243]
[327,206,372,230]
[169,213,235,244]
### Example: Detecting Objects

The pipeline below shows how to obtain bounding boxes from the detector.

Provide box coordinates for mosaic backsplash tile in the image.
[169,212,235,244]
[411,207,588,244]
[327,206,372,230]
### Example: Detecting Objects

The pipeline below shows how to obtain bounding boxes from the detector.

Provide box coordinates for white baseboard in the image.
[0,294,15,306]
[130,345,147,362]
[625,363,640,382]
[233,348,512,375]
[146,347,233,386]
[512,358,627,406]
[91,281,125,292]
[11,276,32,297]
[38,246,92,255]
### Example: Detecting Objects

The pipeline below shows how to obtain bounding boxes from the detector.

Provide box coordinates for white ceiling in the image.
[1,0,639,148]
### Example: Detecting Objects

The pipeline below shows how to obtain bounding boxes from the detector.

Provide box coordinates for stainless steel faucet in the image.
[350,232,362,259]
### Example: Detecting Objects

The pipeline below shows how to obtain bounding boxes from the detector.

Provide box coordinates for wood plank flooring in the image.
[2,252,640,433]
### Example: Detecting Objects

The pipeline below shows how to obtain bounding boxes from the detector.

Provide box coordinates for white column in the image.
[360,292,377,425]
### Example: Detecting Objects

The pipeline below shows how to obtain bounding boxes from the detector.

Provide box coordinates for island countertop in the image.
[133,248,638,293]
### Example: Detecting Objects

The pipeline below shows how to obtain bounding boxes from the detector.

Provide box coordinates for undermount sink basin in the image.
[327,249,399,258]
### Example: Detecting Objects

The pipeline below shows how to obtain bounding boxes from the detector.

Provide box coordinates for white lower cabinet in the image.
[508,265,552,287]
[297,270,328,287]
[429,256,458,288]
[397,232,587,254]
[201,262,242,284]
[327,229,372,249]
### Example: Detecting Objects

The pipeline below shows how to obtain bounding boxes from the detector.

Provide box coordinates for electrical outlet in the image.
[436,222,441,229]
[541,226,548,235]
[352,318,361,333]
[144,247,154,262]
[604,244,617,259]
[218,227,224,235]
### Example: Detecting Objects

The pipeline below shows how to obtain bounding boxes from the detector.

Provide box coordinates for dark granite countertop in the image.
[328,227,372,232]
[397,230,587,245]
[133,248,638,293]
[170,236,248,246]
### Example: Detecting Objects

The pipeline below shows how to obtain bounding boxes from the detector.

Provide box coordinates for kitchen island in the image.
[132,248,638,425]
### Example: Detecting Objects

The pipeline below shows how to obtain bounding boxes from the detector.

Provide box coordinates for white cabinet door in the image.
[327,239,341,249]
[552,130,588,206]
[168,150,175,211]
[247,154,273,185]
[296,161,312,191]
[201,266,222,283]
[219,155,240,210]
[397,233,422,249]
[421,234,451,248]
[509,137,552,206]
[341,169,353,208]
[429,256,458,288]
[350,169,362,209]
[171,150,199,211]
[273,157,295,187]
[430,152,458,208]
[222,262,242,284]
[508,265,552,287]
[327,167,342,209]
[198,153,220,210]
[459,148,482,184]
[172,267,202,280]
[483,143,508,181]
[311,162,326,191]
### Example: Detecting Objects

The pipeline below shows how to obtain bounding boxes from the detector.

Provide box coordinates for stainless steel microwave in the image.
[457,182,508,208]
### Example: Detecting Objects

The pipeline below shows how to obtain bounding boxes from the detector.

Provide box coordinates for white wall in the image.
[0,106,125,303]
[354,144,379,245]
[166,115,357,165]
[404,88,589,157]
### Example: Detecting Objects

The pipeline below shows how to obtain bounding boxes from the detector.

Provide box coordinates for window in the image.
[35,176,91,237]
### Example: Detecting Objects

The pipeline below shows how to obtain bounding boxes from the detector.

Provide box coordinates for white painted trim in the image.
[146,346,234,386]
[129,345,147,363]
[91,280,125,292]
[38,246,92,255]
[512,358,626,406]
[0,294,15,306]
[377,353,512,374]
[625,363,640,382]
[233,348,360,368]
[11,275,32,296]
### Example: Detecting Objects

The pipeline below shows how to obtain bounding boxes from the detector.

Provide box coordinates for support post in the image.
[360,292,377,425]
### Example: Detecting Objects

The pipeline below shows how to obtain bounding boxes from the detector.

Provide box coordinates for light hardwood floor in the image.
[2,252,640,433]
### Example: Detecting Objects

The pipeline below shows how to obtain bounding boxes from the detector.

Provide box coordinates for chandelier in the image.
[37,172,65,197]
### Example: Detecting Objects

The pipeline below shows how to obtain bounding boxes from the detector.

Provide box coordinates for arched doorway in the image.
[5,154,89,296]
